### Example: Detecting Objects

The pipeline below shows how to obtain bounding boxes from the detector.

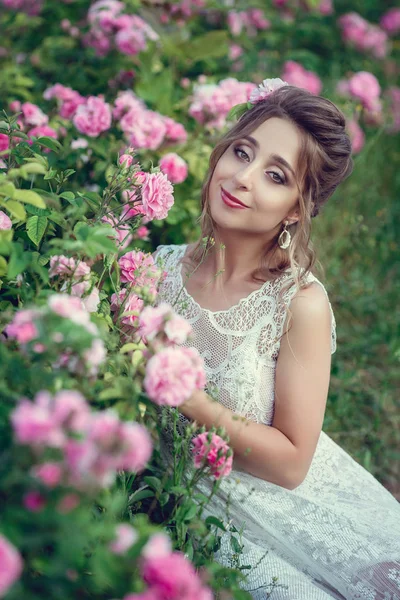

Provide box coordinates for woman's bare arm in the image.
[179,282,332,489]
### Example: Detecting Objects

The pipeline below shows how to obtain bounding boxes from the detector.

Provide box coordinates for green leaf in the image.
[36,136,62,152]
[0,182,16,198]
[181,503,198,522]
[7,245,31,278]
[205,516,227,531]
[98,387,124,401]
[20,162,47,175]
[159,492,170,507]
[25,204,51,217]
[0,229,13,244]
[26,215,48,246]
[0,256,7,277]
[226,102,249,122]
[128,488,154,505]
[1,200,26,221]
[59,191,75,202]
[13,189,46,208]
[143,476,162,493]
[230,535,243,554]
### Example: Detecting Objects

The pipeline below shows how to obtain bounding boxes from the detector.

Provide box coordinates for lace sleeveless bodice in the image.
[155,244,400,600]
[156,243,336,426]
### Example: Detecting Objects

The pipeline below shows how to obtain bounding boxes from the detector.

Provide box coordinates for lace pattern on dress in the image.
[154,244,400,600]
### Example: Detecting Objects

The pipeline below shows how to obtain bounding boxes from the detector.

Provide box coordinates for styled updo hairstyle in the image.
[192,85,354,285]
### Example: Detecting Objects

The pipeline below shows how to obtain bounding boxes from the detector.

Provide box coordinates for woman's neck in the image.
[201,230,278,286]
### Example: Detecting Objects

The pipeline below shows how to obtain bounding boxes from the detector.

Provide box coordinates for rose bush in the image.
[0,132,249,599]
[0,0,399,597]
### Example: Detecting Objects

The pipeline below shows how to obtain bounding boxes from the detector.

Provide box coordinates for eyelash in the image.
[233,146,286,185]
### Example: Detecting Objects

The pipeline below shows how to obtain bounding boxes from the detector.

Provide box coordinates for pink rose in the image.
[0,133,10,153]
[32,462,63,487]
[0,534,23,597]
[189,78,255,130]
[159,153,188,184]
[117,421,153,472]
[164,315,193,345]
[57,493,80,514]
[142,533,171,560]
[134,225,149,240]
[23,490,47,512]
[44,84,85,119]
[144,346,200,406]
[113,90,145,120]
[192,432,233,479]
[110,288,144,327]
[73,96,112,137]
[281,61,322,95]
[5,309,40,344]
[109,524,138,554]
[49,255,91,279]
[229,44,244,61]
[142,551,211,599]
[347,120,365,154]
[380,7,400,35]
[249,77,288,104]
[115,27,147,56]
[140,172,174,221]
[123,109,167,151]
[227,11,245,36]
[27,125,58,144]
[348,71,381,111]
[138,303,172,340]
[52,390,91,433]
[163,117,188,144]
[83,28,112,57]
[118,250,161,288]
[0,210,12,230]
[81,287,100,313]
[181,346,206,389]
[21,102,48,127]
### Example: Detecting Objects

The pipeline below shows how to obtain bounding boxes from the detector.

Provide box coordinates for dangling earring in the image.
[278,221,291,250]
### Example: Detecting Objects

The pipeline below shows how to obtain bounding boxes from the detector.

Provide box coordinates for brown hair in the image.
[189,85,353,288]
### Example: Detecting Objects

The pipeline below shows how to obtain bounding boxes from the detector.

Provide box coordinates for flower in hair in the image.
[249,78,289,104]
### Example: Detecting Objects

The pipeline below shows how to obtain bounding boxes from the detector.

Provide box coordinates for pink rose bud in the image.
[0,210,12,230]
[23,491,47,512]
[119,153,134,168]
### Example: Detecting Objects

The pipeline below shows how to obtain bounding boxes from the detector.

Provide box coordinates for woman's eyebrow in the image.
[242,135,296,178]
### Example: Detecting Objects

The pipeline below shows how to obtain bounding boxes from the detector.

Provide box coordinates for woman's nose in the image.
[233,163,256,189]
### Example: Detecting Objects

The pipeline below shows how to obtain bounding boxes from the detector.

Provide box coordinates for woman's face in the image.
[208,117,302,237]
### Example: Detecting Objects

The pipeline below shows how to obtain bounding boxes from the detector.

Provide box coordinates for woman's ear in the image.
[286,207,300,226]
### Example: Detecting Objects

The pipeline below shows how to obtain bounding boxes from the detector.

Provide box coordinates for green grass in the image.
[314,129,400,495]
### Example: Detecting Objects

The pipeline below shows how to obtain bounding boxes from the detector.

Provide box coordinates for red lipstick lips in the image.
[221,187,248,209]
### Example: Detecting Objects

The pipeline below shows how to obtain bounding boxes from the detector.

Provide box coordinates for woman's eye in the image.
[268,171,285,185]
[234,146,250,161]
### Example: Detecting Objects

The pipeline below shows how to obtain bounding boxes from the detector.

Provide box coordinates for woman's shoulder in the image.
[284,272,337,355]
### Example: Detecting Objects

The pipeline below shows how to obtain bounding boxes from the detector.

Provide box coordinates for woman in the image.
[155,81,400,599]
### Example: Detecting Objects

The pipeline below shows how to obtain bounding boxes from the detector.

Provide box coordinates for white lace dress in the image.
[155,244,400,600]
